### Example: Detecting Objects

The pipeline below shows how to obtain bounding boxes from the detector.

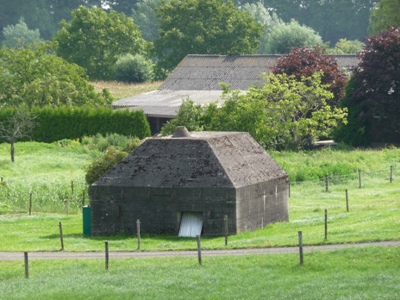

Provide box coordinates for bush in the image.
[85,137,142,185]
[0,107,151,143]
[114,54,154,83]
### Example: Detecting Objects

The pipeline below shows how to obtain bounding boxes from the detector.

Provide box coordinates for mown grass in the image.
[0,246,399,299]
[90,80,161,100]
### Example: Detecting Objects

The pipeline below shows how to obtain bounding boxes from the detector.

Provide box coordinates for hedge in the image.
[0,107,151,143]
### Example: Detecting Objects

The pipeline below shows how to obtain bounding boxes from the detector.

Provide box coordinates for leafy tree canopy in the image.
[264,0,375,45]
[162,73,347,151]
[272,46,348,107]
[0,43,112,108]
[327,38,364,55]
[204,73,347,150]
[54,6,146,80]
[153,0,262,77]
[369,0,400,34]
[2,18,42,49]
[242,2,282,54]
[267,19,323,54]
[343,27,400,143]
[132,0,163,42]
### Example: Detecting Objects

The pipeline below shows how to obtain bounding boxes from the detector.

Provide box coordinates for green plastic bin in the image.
[82,206,91,236]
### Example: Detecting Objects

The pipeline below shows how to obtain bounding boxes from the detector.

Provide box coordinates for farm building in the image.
[89,127,289,237]
[113,54,359,134]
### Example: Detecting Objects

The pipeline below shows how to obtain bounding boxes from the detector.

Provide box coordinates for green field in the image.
[1,246,400,300]
[1,141,400,299]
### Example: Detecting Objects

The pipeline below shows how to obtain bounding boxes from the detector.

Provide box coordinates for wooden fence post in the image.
[196,235,202,266]
[390,166,393,183]
[358,169,362,188]
[325,175,329,192]
[345,189,349,212]
[224,215,228,246]
[105,241,109,271]
[59,222,64,251]
[136,219,141,250]
[298,231,303,265]
[324,209,328,240]
[71,180,74,195]
[24,252,29,279]
[288,181,291,198]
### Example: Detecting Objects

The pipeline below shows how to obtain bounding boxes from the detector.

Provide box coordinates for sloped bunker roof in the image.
[94,129,287,189]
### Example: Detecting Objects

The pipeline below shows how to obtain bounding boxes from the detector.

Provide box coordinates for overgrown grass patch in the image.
[0,246,399,299]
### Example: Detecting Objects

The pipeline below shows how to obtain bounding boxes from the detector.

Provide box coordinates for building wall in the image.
[235,177,289,233]
[90,185,236,236]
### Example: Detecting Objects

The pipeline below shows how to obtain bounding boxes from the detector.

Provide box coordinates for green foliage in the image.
[153,0,262,76]
[82,133,141,152]
[369,0,400,34]
[85,136,141,185]
[327,38,364,54]
[0,44,112,108]
[242,2,282,54]
[2,18,42,48]
[267,19,323,54]
[114,54,154,83]
[204,73,347,150]
[264,0,375,46]
[0,107,151,143]
[343,28,400,144]
[132,0,162,42]
[54,6,146,80]
[333,78,370,146]
[160,99,205,135]
[272,46,348,107]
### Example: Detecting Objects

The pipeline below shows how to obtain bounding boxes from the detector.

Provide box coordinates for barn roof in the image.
[112,54,359,117]
[93,130,287,189]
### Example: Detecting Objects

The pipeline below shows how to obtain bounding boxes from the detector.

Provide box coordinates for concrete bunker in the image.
[89,128,289,236]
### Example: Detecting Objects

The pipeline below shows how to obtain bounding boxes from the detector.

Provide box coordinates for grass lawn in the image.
[0,246,399,299]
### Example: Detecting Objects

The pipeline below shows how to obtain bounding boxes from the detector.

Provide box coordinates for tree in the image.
[161,99,205,135]
[264,0,375,45]
[54,6,146,80]
[272,46,348,107]
[153,0,262,76]
[0,44,112,108]
[328,39,364,55]
[132,0,162,42]
[103,0,140,15]
[242,2,282,54]
[2,18,42,48]
[369,0,400,34]
[114,54,154,83]
[340,27,400,144]
[203,73,347,150]
[266,19,323,54]
[0,111,36,162]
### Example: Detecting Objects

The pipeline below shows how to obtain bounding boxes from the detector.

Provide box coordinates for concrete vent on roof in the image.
[172,126,191,138]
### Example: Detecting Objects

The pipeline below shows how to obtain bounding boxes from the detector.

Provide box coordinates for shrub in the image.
[85,136,142,185]
[114,54,154,83]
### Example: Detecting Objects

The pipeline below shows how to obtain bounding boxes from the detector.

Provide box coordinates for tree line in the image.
[0,0,399,155]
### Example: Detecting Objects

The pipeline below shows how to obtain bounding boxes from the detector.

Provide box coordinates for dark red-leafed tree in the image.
[346,27,400,143]
[272,46,348,107]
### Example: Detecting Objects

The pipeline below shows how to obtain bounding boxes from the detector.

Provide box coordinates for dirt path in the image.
[1,240,399,261]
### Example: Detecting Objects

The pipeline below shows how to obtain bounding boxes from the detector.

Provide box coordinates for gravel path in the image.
[1,240,399,261]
